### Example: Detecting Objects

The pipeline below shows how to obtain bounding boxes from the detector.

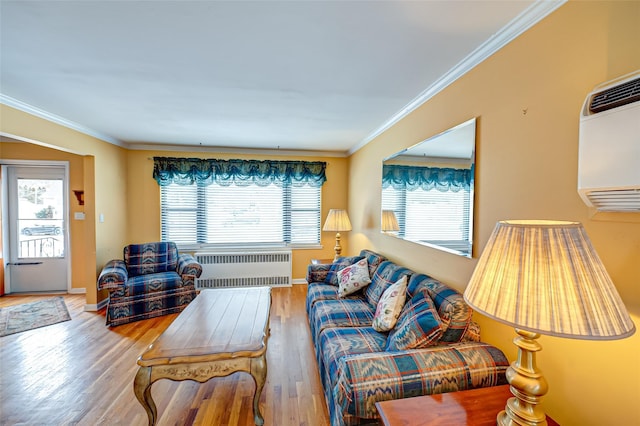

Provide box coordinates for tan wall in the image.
[126,150,349,279]
[1,105,129,305]
[349,2,640,425]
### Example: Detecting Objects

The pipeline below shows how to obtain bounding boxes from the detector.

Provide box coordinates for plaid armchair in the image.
[97,242,202,326]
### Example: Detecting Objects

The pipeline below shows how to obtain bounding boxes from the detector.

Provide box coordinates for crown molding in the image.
[348,0,567,156]
[127,142,349,158]
[0,94,125,147]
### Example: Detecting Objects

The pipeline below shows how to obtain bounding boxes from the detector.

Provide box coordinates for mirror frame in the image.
[381,117,476,258]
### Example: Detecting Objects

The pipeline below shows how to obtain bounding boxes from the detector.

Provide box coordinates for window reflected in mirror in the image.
[381,118,476,257]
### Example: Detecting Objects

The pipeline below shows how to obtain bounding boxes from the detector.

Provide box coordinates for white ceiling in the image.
[0,1,562,155]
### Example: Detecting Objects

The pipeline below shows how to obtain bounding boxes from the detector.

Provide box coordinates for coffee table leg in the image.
[250,355,267,425]
[134,366,157,426]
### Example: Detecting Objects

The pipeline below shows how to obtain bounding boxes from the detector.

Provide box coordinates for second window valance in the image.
[382,164,472,192]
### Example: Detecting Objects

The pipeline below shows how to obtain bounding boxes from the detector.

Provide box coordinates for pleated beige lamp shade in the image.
[464,220,635,339]
[322,209,352,232]
[381,210,399,232]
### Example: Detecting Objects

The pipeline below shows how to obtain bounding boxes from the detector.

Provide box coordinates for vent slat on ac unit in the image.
[586,189,640,212]
[589,77,640,114]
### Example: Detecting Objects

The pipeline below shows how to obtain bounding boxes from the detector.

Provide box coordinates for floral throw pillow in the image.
[372,276,408,332]
[385,288,444,351]
[337,258,372,297]
[325,256,364,285]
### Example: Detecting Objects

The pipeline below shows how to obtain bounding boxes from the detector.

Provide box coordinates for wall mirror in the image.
[381,117,476,257]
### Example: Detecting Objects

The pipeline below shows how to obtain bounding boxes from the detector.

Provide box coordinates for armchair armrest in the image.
[97,260,127,291]
[306,263,332,283]
[177,253,203,285]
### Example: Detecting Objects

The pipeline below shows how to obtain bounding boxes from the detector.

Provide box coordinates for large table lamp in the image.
[323,209,352,261]
[381,210,400,234]
[464,220,635,426]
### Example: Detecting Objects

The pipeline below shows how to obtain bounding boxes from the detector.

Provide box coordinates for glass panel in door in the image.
[8,166,68,293]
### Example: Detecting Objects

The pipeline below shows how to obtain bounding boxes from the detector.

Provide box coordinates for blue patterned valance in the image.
[382,164,472,192]
[153,157,327,187]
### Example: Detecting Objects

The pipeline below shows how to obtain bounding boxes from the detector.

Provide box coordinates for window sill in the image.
[176,243,322,252]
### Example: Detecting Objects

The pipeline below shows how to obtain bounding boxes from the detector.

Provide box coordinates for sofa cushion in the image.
[407,274,473,343]
[317,327,387,391]
[325,256,364,285]
[337,258,372,297]
[306,282,339,313]
[306,282,364,315]
[364,261,413,308]
[386,288,444,351]
[120,271,184,297]
[372,275,408,332]
[309,298,375,344]
[333,343,510,424]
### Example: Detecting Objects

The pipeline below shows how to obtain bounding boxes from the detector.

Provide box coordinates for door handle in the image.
[7,262,44,266]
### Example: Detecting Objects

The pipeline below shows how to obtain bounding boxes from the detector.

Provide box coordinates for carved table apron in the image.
[133,287,272,426]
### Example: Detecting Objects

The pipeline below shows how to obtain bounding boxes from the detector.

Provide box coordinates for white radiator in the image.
[195,250,292,289]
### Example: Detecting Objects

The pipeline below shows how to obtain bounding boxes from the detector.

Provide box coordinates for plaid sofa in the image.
[97,242,202,326]
[306,249,509,426]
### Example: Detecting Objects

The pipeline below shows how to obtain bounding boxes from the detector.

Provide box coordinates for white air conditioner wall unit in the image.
[578,71,640,212]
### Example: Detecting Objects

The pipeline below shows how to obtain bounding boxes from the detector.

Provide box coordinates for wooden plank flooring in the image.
[0,285,330,426]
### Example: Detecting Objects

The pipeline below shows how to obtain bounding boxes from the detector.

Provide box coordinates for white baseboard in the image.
[68,288,86,294]
[292,278,307,285]
[84,298,108,312]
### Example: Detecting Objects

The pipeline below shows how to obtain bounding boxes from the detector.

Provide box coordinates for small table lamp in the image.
[323,209,352,261]
[381,210,399,234]
[464,220,635,426]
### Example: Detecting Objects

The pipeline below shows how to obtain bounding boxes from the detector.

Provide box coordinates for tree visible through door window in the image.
[17,178,65,258]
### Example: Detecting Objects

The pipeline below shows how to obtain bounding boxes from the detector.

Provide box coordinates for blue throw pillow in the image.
[385,288,444,351]
[325,256,364,285]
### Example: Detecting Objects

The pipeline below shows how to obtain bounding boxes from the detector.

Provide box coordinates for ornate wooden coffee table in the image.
[133,286,272,425]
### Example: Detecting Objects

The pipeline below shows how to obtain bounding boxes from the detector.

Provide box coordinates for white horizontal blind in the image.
[289,183,321,243]
[161,182,320,245]
[382,186,470,242]
[206,184,283,244]
[160,184,199,243]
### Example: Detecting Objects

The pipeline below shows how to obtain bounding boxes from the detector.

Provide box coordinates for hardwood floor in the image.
[0,285,330,426]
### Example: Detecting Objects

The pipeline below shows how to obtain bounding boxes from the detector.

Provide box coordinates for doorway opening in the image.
[2,162,70,294]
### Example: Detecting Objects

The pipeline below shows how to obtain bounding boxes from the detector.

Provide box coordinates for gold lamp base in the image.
[498,329,549,426]
[333,232,342,261]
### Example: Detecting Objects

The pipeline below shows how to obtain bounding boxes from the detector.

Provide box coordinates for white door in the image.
[6,165,68,293]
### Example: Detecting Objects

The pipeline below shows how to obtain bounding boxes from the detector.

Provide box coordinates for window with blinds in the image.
[382,185,471,245]
[160,182,321,246]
